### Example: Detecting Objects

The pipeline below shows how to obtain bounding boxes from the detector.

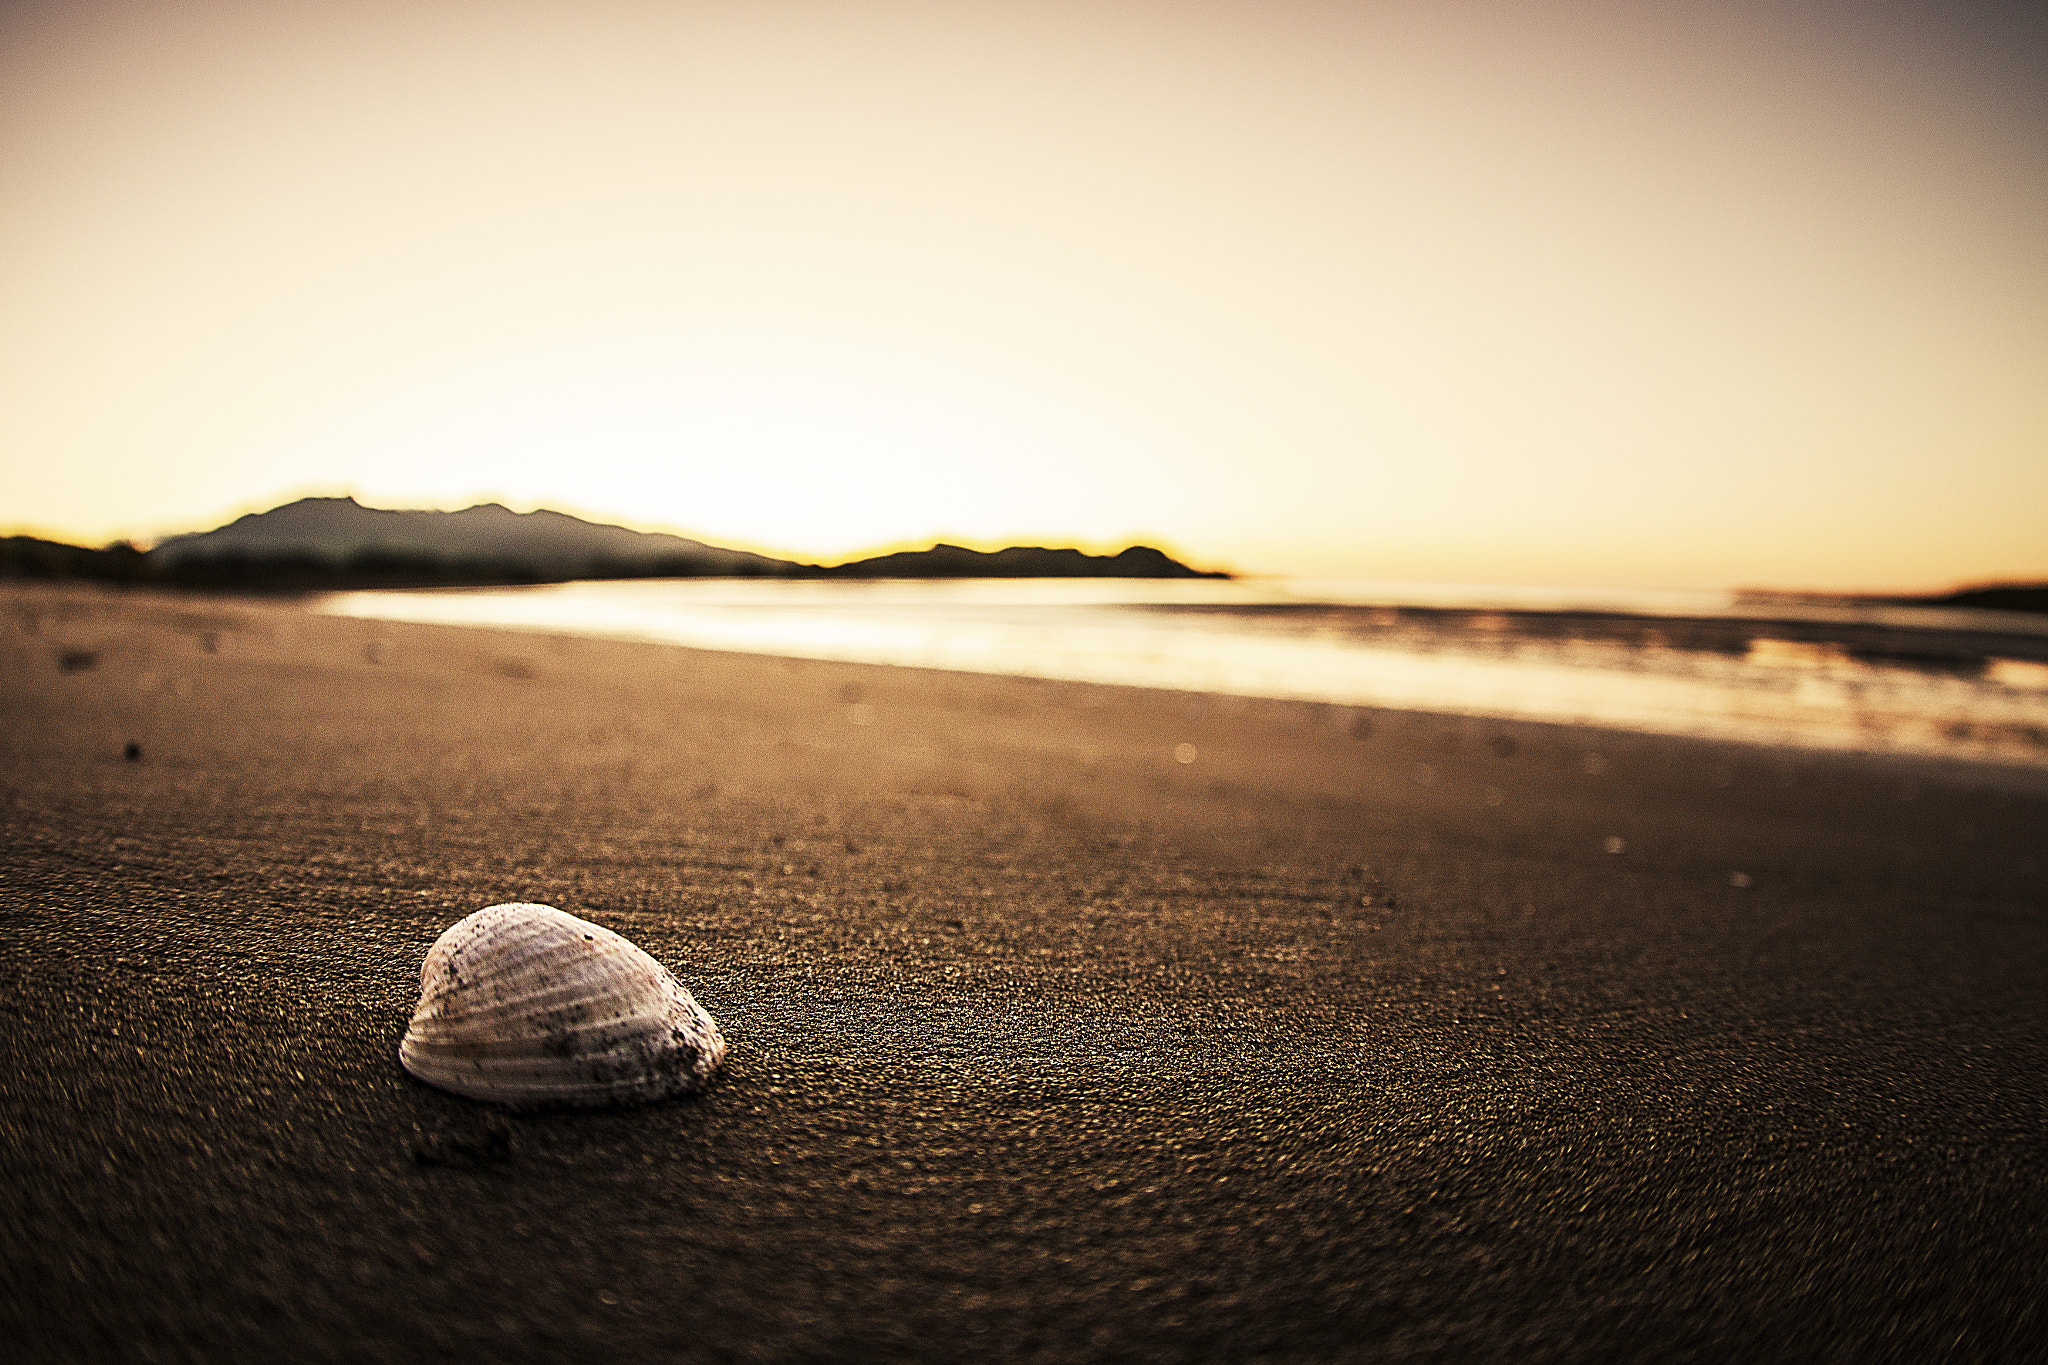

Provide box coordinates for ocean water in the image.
[319,577,2048,768]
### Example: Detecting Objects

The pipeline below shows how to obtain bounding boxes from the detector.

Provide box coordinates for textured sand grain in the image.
[3,582,2045,1362]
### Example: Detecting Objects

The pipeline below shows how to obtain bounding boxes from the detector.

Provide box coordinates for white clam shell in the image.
[400,903,726,1108]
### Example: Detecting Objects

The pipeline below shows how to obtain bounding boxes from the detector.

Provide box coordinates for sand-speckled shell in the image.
[400,903,725,1108]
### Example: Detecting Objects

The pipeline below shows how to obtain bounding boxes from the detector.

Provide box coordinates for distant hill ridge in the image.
[153,496,783,577]
[825,542,1220,579]
[7,497,1228,585]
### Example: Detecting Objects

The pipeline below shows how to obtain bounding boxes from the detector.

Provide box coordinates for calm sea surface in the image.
[320,578,2048,768]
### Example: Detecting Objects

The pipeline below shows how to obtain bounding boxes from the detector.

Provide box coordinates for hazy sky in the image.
[3,0,2043,586]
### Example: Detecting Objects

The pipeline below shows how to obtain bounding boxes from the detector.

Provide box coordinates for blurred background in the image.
[6,0,2046,767]
[3,0,2044,589]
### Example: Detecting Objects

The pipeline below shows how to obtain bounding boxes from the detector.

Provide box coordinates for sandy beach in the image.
[3,580,2045,1363]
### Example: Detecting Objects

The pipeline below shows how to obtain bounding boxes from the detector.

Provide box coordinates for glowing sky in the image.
[3,0,2043,587]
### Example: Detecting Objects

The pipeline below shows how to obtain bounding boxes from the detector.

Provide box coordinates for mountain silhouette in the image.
[822,543,1225,579]
[83,497,1228,586]
[153,496,783,578]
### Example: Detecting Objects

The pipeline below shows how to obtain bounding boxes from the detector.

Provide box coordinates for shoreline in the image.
[20,575,2048,782]
[5,581,2046,1361]
[319,578,2048,778]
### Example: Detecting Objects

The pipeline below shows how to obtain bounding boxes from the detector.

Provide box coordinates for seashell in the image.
[400,903,725,1108]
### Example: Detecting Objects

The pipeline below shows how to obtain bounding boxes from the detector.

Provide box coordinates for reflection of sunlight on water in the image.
[1988,658,2048,691]
[321,578,2048,768]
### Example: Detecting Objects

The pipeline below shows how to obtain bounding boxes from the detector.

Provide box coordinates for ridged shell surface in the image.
[400,903,725,1108]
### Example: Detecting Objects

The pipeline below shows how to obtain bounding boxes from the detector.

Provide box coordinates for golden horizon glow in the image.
[3,0,2045,592]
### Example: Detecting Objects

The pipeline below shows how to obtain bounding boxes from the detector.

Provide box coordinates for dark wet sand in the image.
[3,582,2045,1363]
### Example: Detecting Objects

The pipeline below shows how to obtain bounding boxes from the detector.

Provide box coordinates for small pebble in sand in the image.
[1604,835,1627,854]
[1174,743,1198,764]
[123,742,141,762]
[1729,871,1753,888]
[401,903,725,1109]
